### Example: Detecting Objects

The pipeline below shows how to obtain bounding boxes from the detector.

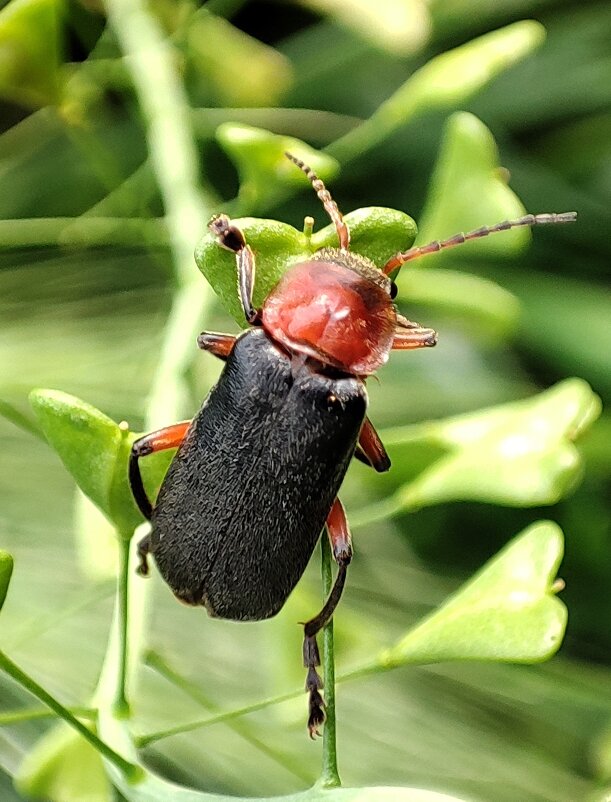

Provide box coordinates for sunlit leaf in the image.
[414,111,531,259]
[381,521,566,666]
[298,0,432,56]
[0,0,63,108]
[0,549,13,612]
[15,722,111,802]
[187,10,293,106]
[194,207,416,324]
[29,389,173,534]
[398,267,520,336]
[330,21,545,161]
[379,379,601,511]
[216,123,339,211]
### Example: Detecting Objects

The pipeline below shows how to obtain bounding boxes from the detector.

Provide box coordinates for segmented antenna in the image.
[285,152,350,251]
[382,212,578,275]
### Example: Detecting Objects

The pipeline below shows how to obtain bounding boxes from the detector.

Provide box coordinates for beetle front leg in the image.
[209,214,259,324]
[303,497,352,738]
[392,324,438,350]
[197,331,237,361]
[129,421,191,574]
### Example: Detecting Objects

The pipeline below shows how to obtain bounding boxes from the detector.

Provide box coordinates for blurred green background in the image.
[0,1,609,801]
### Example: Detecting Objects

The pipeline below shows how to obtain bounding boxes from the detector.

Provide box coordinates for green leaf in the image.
[300,0,432,56]
[108,762,469,802]
[413,111,530,259]
[15,722,112,802]
[0,0,63,108]
[187,10,293,107]
[330,20,545,162]
[381,521,567,666]
[381,378,601,512]
[194,208,416,324]
[217,123,339,212]
[29,389,172,534]
[0,549,14,612]
[398,267,520,337]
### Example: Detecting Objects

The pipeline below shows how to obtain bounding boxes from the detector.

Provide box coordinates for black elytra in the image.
[149,328,366,620]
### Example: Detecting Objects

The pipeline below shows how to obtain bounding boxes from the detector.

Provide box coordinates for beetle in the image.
[129,153,576,736]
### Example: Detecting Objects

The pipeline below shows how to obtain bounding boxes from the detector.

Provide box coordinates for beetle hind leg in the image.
[136,533,151,576]
[302,498,352,738]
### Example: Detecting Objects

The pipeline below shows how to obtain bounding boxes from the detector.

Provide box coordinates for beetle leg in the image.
[208,214,259,324]
[392,325,438,350]
[197,331,237,361]
[302,497,352,738]
[357,417,391,472]
[129,422,191,572]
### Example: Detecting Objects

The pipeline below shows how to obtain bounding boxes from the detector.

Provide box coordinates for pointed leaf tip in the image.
[386,378,601,511]
[0,550,14,612]
[28,389,173,535]
[381,521,567,667]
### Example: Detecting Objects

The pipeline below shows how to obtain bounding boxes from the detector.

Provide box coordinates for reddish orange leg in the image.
[303,497,352,738]
[392,325,438,350]
[197,331,237,361]
[129,422,190,573]
[208,215,258,324]
[355,417,391,472]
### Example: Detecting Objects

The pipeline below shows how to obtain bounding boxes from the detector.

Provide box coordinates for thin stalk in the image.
[114,536,132,717]
[92,0,220,783]
[319,535,341,788]
[0,706,96,726]
[0,650,141,781]
[137,657,390,747]
[146,651,312,784]
[0,217,167,250]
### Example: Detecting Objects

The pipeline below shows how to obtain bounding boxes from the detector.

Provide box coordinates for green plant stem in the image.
[146,651,312,784]
[0,217,168,249]
[114,535,132,717]
[320,535,341,788]
[136,658,388,747]
[0,706,96,726]
[191,107,361,142]
[0,650,140,780]
[92,0,220,783]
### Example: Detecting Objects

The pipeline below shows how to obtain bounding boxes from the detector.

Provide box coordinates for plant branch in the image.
[320,534,341,788]
[0,650,141,781]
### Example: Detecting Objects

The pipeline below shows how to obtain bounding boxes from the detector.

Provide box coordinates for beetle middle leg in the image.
[354,416,391,472]
[129,421,190,574]
[303,497,352,738]
[197,331,237,361]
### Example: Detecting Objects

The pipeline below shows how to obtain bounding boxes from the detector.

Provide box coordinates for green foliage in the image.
[216,123,339,211]
[382,521,566,666]
[415,111,531,256]
[0,1,609,801]
[29,389,172,535]
[0,0,63,108]
[0,550,13,612]
[15,723,111,802]
[377,378,601,512]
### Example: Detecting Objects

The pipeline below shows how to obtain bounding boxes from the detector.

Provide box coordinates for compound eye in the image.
[389,281,398,299]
